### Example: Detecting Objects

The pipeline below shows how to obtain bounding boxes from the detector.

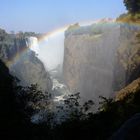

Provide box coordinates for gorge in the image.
[1,0,140,139]
[0,19,140,121]
[1,18,140,140]
[26,20,140,106]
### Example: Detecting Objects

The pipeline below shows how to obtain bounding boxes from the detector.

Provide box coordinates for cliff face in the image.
[114,24,140,87]
[0,29,52,92]
[63,22,140,101]
[63,22,121,101]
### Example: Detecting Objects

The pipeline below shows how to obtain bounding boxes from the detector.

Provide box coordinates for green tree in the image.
[124,0,140,13]
[17,84,51,117]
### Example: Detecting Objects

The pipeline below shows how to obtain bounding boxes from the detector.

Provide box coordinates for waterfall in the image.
[27,33,70,102]
[37,30,65,71]
[26,35,71,124]
[26,35,65,73]
[26,36,40,54]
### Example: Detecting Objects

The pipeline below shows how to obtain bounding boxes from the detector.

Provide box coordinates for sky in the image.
[0,0,126,33]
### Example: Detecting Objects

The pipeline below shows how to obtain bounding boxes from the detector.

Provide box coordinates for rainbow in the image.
[5,19,140,68]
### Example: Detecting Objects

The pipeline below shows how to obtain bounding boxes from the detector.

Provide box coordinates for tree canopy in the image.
[124,0,140,13]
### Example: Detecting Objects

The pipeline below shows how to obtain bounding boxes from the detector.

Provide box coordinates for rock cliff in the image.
[0,28,52,92]
[114,24,140,87]
[115,78,140,101]
[63,21,140,102]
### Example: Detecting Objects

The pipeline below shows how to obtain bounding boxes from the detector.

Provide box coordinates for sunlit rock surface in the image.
[116,78,140,101]
[114,25,140,87]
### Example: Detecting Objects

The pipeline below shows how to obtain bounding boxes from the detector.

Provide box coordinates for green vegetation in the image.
[124,0,140,14]
[117,13,140,23]
[117,1,140,23]
[0,58,140,140]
